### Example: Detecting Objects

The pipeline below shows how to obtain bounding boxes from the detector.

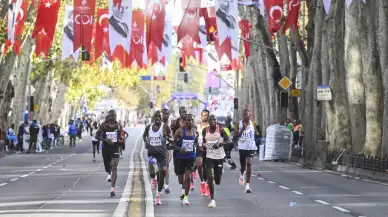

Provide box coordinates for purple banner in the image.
[205,71,220,88]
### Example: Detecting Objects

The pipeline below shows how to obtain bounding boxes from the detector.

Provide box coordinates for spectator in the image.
[51,122,60,147]
[17,122,28,152]
[68,120,77,147]
[77,118,83,139]
[6,124,16,151]
[42,124,52,152]
[29,120,40,153]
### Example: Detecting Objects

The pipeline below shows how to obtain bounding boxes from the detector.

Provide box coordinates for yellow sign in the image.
[278,76,292,90]
[34,104,39,111]
[291,89,301,97]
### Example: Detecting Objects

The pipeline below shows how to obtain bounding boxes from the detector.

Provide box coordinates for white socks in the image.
[245,183,250,190]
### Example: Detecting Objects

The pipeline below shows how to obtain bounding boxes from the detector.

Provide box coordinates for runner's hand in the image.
[179,148,187,154]
[212,143,219,149]
[145,142,150,149]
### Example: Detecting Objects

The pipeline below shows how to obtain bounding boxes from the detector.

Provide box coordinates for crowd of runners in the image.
[93,107,257,207]
[143,106,257,208]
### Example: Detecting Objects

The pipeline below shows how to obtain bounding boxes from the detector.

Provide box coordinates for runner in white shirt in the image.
[202,115,230,208]
[195,109,210,196]
[234,109,257,193]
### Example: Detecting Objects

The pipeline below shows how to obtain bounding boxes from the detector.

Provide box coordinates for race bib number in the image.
[240,131,251,143]
[206,140,218,151]
[182,139,194,152]
[149,136,162,146]
[106,132,117,143]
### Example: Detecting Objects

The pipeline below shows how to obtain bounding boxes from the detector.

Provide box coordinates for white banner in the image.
[109,0,132,54]
[215,0,239,59]
[61,5,79,61]
[7,0,22,43]
[199,17,208,49]
[158,2,173,65]
[207,45,220,72]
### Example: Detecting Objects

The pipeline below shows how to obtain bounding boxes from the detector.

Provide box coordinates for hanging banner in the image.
[95,8,110,59]
[145,0,166,51]
[239,19,250,59]
[264,0,284,33]
[177,0,201,44]
[73,0,96,53]
[109,0,132,54]
[283,0,301,33]
[62,6,79,61]
[215,0,238,59]
[130,10,145,67]
[12,0,28,55]
[7,0,21,44]
[32,0,61,42]
[158,2,173,65]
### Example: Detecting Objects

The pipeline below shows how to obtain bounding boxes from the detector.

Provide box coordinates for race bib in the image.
[106,132,117,142]
[182,139,194,152]
[206,140,218,151]
[239,131,251,143]
[149,136,162,146]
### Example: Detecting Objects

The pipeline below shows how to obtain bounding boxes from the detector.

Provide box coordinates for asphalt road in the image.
[1,127,387,217]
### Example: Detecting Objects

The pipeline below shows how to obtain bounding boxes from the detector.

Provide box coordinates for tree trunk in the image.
[328,0,352,150]
[360,1,383,156]
[344,1,366,154]
[287,42,298,121]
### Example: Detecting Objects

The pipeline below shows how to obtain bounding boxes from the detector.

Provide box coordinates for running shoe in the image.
[182,197,190,205]
[180,194,184,200]
[239,175,244,185]
[106,175,112,182]
[200,182,206,195]
[208,199,216,208]
[164,187,170,194]
[192,171,198,180]
[190,182,195,190]
[155,194,162,205]
[151,179,157,191]
[110,191,116,197]
[245,185,252,193]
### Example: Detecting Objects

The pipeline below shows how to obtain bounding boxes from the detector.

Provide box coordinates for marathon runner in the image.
[172,114,198,205]
[96,110,121,197]
[202,115,230,207]
[222,125,237,169]
[161,108,173,194]
[170,107,187,190]
[143,110,171,205]
[196,109,210,196]
[234,109,257,193]
[91,136,100,162]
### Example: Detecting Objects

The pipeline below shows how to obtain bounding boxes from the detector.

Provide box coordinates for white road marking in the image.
[113,135,141,217]
[0,199,121,208]
[279,185,290,190]
[0,209,109,214]
[354,177,360,180]
[28,172,35,175]
[10,178,19,182]
[258,177,265,180]
[292,191,303,195]
[332,206,351,213]
[268,181,276,184]
[315,200,330,205]
[20,174,28,178]
[36,169,42,172]
[43,166,48,169]
[0,183,7,187]
[140,140,155,217]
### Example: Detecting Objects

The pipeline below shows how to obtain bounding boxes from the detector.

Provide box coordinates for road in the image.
[0,127,387,217]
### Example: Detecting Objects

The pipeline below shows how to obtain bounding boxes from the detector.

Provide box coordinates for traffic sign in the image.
[317,85,332,100]
[291,89,301,97]
[140,76,151,81]
[278,76,292,90]
[34,104,39,111]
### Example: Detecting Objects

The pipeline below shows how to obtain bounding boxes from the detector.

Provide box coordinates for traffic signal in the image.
[184,73,188,83]
[81,46,90,61]
[209,87,212,94]
[149,102,153,109]
[29,96,34,112]
[280,91,288,108]
[233,98,238,110]
[179,57,185,72]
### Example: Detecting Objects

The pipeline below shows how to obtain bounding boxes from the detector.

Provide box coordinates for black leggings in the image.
[92,141,100,158]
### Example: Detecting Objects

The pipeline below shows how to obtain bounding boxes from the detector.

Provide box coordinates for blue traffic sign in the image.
[140,76,151,81]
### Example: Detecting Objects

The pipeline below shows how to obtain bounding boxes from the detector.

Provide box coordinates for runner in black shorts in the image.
[162,108,173,194]
[96,110,121,197]
[171,107,187,178]
[195,109,210,196]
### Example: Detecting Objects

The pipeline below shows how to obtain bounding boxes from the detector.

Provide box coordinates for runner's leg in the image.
[164,150,173,193]
[110,156,119,197]
[244,151,253,193]
[239,150,247,185]
[102,148,112,182]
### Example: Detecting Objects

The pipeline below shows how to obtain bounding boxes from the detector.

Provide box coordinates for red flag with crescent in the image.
[95,9,110,59]
[208,17,231,61]
[177,0,200,44]
[283,0,300,33]
[145,0,166,51]
[264,0,283,33]
[35,30,51,58]
[12,0,29,55]
[239,19,250,59]
[32,0,61,42]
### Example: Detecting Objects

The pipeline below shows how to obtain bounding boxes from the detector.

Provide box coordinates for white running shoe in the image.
[182,197,190,205]
[208,199,216,208]
[106,175,112,182]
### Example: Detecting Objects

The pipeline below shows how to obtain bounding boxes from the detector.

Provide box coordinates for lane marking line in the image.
[332,206,351,213]
[43,166,48,169]
[28,172,35,175]
[279,185,290,190]
[36,169,42,172]
[10,178,19,182]
[0,183,7,187]
[258,177,265,180]
[315,200,330,205]
[140,139,155,217]
[268,181,276,184]
[113,133,142,217]
[292,191,303,195]
[20,174,28,178]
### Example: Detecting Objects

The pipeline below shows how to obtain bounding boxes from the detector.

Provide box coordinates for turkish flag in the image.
[35,31,52,58]
[13,0,29,55]
[145,0,166,51]
[177,2,200,44]
[129,10,145,68]
[208,17,231,61]
[95,9,110,59]
[32,0,61,42]
[73,0,96,52]
[264,0,283,33]
[239,19,250,59]
[283,0,300,33]
[181,35,195,59]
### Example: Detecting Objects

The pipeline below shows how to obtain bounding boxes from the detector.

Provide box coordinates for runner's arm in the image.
[219,127,230,147]
[95,126,113,145]
[163,124,172,144]
[172,129,186,153]
[143,125,150,149]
